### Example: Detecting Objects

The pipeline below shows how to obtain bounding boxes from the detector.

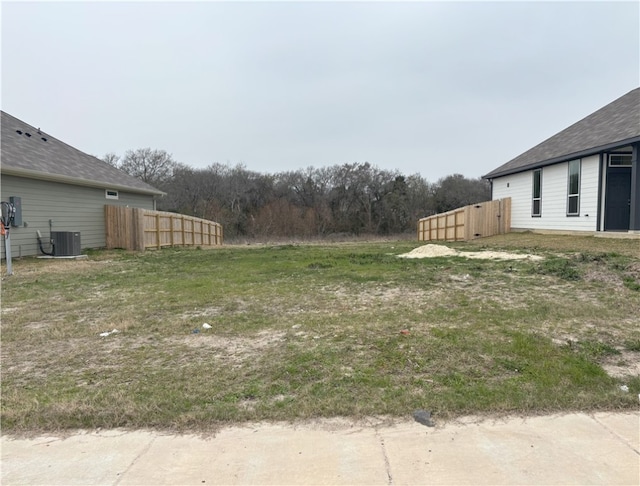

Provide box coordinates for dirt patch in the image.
[625,262,640,278]
[9,259,117,276]
[399,245,459,258]
[601,350,640,379]
[550,334,640,379]
[324,284,443,312]
[583,266,625,288]
[179,330,286,363]
[180,306,224,319]
[399,244,543,261]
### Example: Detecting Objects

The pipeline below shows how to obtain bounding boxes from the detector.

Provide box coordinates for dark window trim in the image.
[567,159,581,216]
[532,168,542,217]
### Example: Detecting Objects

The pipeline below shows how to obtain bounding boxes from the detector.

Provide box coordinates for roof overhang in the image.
[483,135,640,180]
[1,166,166,196]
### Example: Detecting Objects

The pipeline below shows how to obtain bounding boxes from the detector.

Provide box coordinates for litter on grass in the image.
[99,329,119,337]
[202,323,212,329]
[413,409,435,427]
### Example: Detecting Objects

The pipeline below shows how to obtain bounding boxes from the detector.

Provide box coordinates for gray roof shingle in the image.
[1,111,164,195]
[483,88,640,179]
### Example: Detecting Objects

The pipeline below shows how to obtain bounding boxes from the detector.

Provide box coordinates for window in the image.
[609,154,632,166]
[567,159,580,216]
[105,189,119,200]
[532,169,542,217]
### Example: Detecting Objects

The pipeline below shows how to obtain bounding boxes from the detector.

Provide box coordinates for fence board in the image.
[417,198,511,242]
[105,206,223,250]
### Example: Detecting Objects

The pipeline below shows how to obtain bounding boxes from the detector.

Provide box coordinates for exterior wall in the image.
[492,155,599,231]
[1,175,155,258]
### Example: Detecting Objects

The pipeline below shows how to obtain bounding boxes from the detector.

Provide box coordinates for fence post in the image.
[155,213,161,249]
[105,206,114,249]
[133,208,145,251]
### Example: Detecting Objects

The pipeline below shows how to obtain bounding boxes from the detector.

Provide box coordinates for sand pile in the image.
[398,244,543,261]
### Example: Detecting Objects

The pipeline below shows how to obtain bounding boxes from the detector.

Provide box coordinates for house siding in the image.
[1,175,155,258]
[492,155,599,231]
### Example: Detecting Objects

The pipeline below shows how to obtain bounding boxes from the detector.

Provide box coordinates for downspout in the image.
[596,153,604,232]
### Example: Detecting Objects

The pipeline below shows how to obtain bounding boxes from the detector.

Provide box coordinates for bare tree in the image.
[125,153,489,238]
[102,152,121,167]
[119,148,179,186]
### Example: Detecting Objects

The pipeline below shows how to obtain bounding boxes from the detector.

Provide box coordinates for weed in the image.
[624,339,640,352]
[622,276,640,292]
[533,257,581,281]
[624,375,640,394]
[578,340,621,358]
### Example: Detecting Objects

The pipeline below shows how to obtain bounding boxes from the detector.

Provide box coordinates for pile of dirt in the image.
[398,244,543,261]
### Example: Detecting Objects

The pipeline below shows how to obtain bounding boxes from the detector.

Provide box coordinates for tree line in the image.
[104,149,490,239]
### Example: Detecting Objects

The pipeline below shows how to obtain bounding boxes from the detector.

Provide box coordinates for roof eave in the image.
[483,135,640,179]
[1,166,166,196]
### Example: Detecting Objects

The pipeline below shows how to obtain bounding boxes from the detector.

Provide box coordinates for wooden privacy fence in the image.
[417,198,511,242]
[105,206,223,250]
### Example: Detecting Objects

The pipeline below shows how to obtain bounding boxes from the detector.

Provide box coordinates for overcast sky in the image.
[2,1,638,182]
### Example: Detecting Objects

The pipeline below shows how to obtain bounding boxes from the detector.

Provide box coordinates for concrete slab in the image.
[36,255,88,260]
[2,413,638,486]
[120,421,386,485]
[592,412,640,450]
[0,429,157,485]
[382,413,639,485]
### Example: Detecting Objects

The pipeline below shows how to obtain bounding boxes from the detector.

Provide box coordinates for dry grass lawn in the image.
[1,233,639,434]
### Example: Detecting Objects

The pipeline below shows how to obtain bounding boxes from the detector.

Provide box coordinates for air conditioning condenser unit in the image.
[51,231,81,256]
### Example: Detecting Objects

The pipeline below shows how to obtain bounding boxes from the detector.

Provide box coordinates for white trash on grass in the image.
[99,329,119,337]
[202,323,212,329]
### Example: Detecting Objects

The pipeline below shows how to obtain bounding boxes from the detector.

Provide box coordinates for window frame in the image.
[531,168,542,217]
[608,153,632,167]
[566,159,580,216]
[105,189,119,200]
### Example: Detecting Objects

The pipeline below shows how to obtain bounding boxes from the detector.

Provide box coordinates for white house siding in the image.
[1,175,155,258]
[492,155,600,232]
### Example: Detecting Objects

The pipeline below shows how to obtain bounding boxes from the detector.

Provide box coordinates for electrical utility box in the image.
[51,231,81,256]
[9,196,22,227]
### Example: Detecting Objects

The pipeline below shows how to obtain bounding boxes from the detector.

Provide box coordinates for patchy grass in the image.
[624,339,640,352]
[532,256,582,281]
[463,231,640,257]
[1,233,639,434]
